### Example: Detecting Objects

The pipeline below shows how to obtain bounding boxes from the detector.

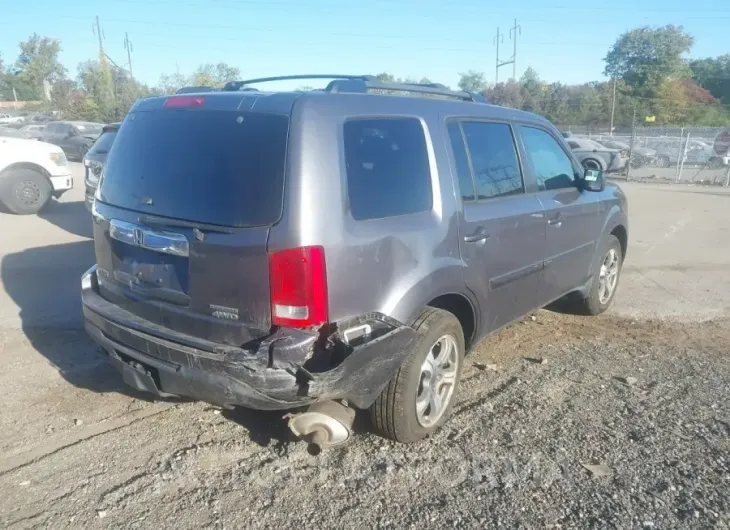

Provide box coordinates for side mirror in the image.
[582,168,605,192]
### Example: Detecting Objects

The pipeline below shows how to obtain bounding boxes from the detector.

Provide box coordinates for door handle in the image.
[548,214,563,227]
[464,228,490,243]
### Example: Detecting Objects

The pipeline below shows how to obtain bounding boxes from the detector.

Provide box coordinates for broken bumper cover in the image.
[81,266,417,410]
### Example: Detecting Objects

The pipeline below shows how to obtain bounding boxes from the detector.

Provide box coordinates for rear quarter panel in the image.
[268,94,471,328]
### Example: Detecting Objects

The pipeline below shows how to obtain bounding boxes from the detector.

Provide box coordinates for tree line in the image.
[0,25,728,127]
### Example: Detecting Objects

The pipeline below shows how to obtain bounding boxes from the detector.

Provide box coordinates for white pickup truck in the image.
[0,113,24,125]
[0,137,73,214]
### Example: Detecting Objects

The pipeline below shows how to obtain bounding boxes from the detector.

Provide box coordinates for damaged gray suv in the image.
[82,75,628,446]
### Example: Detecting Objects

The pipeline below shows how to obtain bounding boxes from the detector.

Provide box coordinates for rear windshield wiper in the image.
[138,215,234,234]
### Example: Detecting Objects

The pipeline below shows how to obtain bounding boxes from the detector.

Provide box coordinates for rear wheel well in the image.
[610,224,627,260]
[427,293,476,349]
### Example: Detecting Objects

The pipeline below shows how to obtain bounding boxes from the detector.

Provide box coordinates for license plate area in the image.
[111,241,189,293]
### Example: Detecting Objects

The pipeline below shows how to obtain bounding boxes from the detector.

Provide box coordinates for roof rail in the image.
[222,74,487,103]
[175,85,216,94]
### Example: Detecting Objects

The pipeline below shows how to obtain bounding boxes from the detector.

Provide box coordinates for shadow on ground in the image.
[38,200,93,238]
[1,237,151,400]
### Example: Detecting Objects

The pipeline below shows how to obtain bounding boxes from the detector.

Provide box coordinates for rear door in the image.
[92,100,290,346]
[448,119,546,335]
[516,125,600,305]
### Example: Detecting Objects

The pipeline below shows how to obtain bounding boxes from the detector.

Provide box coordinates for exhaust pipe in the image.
[286,400,356,453]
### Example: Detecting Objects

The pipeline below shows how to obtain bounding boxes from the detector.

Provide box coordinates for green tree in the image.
[13,34,67,99]
[375,72,396,83]
[604,25,693,96]
[457,70,487,93]
[189,63,240,87]
[484,81,522,108]
[690,55,730,103]
[519,67,544,114]
[51,78,78,111]
[157,71,187,94]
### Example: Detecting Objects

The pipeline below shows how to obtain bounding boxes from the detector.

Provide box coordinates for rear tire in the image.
[566,235,623,316]
[370,307,465,443]
[0,168,52,215]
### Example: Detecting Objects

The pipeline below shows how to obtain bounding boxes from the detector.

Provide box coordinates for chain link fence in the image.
[561,124,730,187]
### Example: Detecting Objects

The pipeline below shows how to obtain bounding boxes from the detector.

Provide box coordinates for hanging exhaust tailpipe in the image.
[286,400,356,453]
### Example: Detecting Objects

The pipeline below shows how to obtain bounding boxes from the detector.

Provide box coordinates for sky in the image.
[1,0,729,91]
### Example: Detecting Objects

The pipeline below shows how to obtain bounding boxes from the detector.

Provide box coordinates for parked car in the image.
[0,126,29,139]
[0,136,73,214]
[0,113,24,125]
[82,75,628,446]
[651,139,723,167]
[83,123,120,210]
[19,124,46,140]
[566,137,628,172]
[41,121,104,161]
[597,139,657,168]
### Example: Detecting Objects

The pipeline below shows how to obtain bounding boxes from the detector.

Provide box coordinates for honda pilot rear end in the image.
[82,90,416,416]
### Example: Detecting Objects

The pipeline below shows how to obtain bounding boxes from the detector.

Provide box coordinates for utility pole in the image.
[609,76,617,136]
[496,20,520,83]
[627,106,637,181]
[124,32,134,78]
[494,27,503,83]
[94,16,105,66]
[509,19,521,80]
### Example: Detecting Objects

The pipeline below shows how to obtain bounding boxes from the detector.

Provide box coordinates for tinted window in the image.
[344,118,432,220]
[520,127,577,191]
[447,122,475,201]
[460,121,522,200]
[568,141,580,149]
[99,110,289,227]
[88,130,117,155]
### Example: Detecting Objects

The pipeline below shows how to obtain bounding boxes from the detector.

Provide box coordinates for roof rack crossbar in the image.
[222,74,488,103]
[223,74,375,92]
[356,80,486,103]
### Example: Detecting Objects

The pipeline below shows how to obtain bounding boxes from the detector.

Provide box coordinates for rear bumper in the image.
[81,266,416,410]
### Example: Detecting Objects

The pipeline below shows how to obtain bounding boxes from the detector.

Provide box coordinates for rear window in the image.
[98,110,289,227]
[343,117,432,220]
[88,130,117,155]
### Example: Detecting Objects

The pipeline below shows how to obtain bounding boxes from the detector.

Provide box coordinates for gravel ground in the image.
[0,171,729,529]
[1,313,728,529]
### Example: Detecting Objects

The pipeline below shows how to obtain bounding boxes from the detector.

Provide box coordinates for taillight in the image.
[163,96,205,108]
[269,246,328,328]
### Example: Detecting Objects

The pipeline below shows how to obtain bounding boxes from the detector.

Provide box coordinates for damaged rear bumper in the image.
[81,266,416,410]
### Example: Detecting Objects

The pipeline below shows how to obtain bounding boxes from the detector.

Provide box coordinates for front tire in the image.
[0,168,53,215]
[370,307,465,443]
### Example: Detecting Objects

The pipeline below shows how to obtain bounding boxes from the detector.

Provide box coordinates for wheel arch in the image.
[426,292,477,350]
[610,223,628,261]
[0,162,53,187]
[385,263,480,350]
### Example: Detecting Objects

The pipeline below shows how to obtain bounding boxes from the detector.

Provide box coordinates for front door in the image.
[516,125,600,305]
[57,124,77,154]
[447,119,546,336]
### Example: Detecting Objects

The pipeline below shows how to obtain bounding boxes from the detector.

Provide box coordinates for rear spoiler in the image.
[175,86,217,94]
